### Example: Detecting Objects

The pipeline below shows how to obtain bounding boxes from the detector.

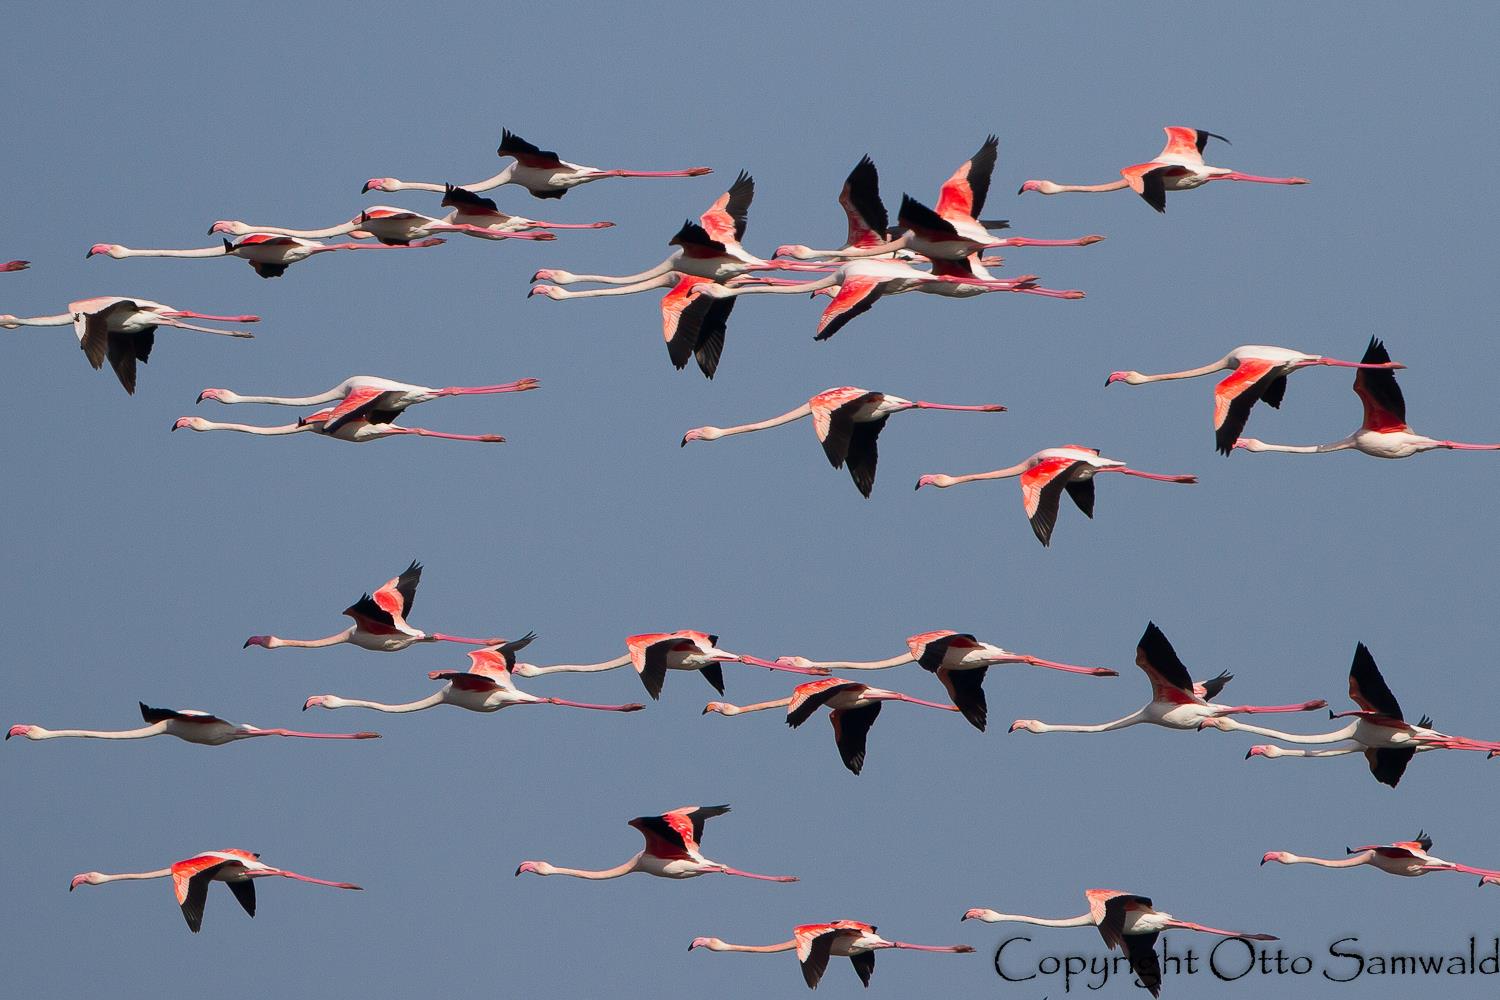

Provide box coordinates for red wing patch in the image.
[234,234,299,248]
[172,854,232,904]
[906,630,959,658]
[1019,459,1076,518]
[431,671,501,693]
[325,386,389,430]
[815,276,884,338]
[661,275,712,344]
[1212,359,1278,429]
[1156,126,1205,165]
[809,387,873,442]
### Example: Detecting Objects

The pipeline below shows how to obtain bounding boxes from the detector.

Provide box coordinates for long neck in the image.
[546,855,642,880]
[215,389,344,406]
[547,274,675,297]
[120,246,229,258]
[1281,853,1370,869]
[387,168,513,194]
[936,462,1031,486]
[4,312,73,327]
[727,275,838,296]
[324,693,445,714]
[1244,438,1355,454]
[795,653,913,670]
[1028,711,1146,733]
[708,403,813,439]
[1218,718,1357,743]
[712,697,793,716]
[95,868,174,884]
[513,654,632,677]
[193,420,311,435]
[1048,180,1131,194]
[553,260,674,284]
[700,939,798,953]
[24,724,166,740]
[240,221,357,238]
[984,912,1095,928]
[268,630,354,649]
[1130,359,1232,383]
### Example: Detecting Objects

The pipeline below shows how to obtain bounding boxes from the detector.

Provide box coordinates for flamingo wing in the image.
[1194,671,1234,701]
[172,855,235,932]
[843,417,888,498]
[1156,126,1222,165]
[897,194,961,241]
[700,171,753,245]
[469,631,537,676]
[795,925,840,989]
[839,155,888,248]
[815,391,883,470]
[386,561,421,618]
[1122,931,1165,998]
[1365,746,1415,788]
[342,594,401,634]
[1348,643,1404,720]
[671,804,731,846]
[850,950,876,987]
[1096,892,1152,951]
[104,329,154,395]
[668,220,729,258]
[1019,458,1083,547]
[937,665,988,731]
[627,812,697,860]
[429,670,502,692]
[226,878,256,918]
[829,702,882,774]
[662,275,735,378]
[323,386,405,433]
[815,275,885,341]
[440,183,504,217]
[1352,337,1408,432]
[496,129,564,170]
[786,679,863,728]
[936,134,999,221]
[1134,622,1200,705]
[910,631,975,671]
[1213,358,1284,455]
[139,703,225,726]
[628,635,695,701]
[1121,163,1189,213]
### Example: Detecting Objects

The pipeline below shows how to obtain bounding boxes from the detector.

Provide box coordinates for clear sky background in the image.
[3,3,1498,997]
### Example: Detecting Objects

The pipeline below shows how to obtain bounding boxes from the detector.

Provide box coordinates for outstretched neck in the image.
[1217,718,1357,743]
[1282,853,1370,869]
[95,868,174,884]
[982,912,1095,928]
[708,403,814,439]
[709,697,794,716]
[1241,437,1355,454]
[193,420,312,436]
[323,694,446,714]
[798,653,914,670]
[3,312,73,327]
[1041,180,1131,194]
[21,724,166,740]
[513,654,632,677]
[698,939,798,953]
[1020,711,1146,734]
[1128,359,1233,383]
[263,630,354,649]
[212,389,345,406]
[545,856,641,880]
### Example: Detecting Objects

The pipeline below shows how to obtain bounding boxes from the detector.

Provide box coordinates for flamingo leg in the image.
[435,379,539,396]
[1164,920,1276,941]
[710,865,798,882]
[1214,701,1328,715]
[393,427,506,443]
[736,655,832,676]
[1210,172,1309,185]
[543,698,645,712]
[1024,656,1118,677]
[258,729,381,739]
[267,870,362,890]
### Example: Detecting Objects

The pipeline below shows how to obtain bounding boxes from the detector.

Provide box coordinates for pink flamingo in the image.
[963,889,1277,998]
[1261,832,1500,881]
[774,630,1116,732]
[1201,643,1500,786]
[196,374,536,434]
[1019,126,1308,212]
[1108,344,1407,454]
[1,296,257,394]
[1,260,30,271]
[172,403,505,444]
[916,446,1197,546]
[87,233,444,278]
[6,702,378,745]
[1235,338,1500,458]
[507,630,826,699]
[69,849,361,933]
[303,634,646,716]
[703,676,962,775]
[243,561,502,653]
[690,920,974,989]
[1010,622,1325,736]
[515,804,797,882]
[364,128,711,199]
[683,386,1006,498]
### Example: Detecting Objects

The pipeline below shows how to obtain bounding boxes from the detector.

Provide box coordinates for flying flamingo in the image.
[916,447,1197,546]
[1018,127,1308,212]
[689,920,974,989]
[1201,643,1500,786]
[243,561,502,653]
[2,260,30,271]
[515,804,797,882]
[682,386,1006,498]
[703,676,961,774]
[2,297,256,394]
[87,234,444,278]
[1107,344,1408,454]
[364,129,711,199]
[196,375,536,434]
[684,258,1080,342]
[506,630,825,699]
[963,890,1278,998]
[1010,622,1326,737]
[207,207,554,245]
[69,849,361,933]
[773,630,1117,731]
[1234,338,1500,458]
[6,702,378,745]
[303,634,646,716]
[775,145,1104,262]
[172,410,504,444]
[1260,832,1500,881]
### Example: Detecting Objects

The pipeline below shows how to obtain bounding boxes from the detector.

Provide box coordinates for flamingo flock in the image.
[8,112,1493,1000]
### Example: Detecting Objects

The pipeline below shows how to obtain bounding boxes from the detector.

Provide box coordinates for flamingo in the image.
[1261,832,1500,881]
[775,147,1104,262]
[1234,338,1500,458]
[1010,622,1326,737]
[172,404,505,444]
[303,634,646,716]
[1,296,257,394]
[682,386,1006,498]
[1201,643,1500,786]
[963,889,1277,998]
[69,849,361,933]
[6,702,378,745]
[1107,345,1408,454]
[773,630,1117,731]
[242,561,502,653]
[684,258,1080,342]
[363,129,711,199]
[196,375,536,433]
[689,920,974,989]
[1019,127,1308,212]
[2,260,30,271]
[207,206,554,245]
[87,234,444,278]
[703,676,962,774]
[916,447,1197,546]
[515,804,797,882]
[507,630,826,699]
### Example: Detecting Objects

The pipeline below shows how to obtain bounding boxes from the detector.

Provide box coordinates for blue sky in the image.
[3,3,1498,997]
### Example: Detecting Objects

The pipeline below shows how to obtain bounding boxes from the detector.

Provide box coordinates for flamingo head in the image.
[514,861,551,877]
[702,702,729,716]
[680,427,722,447]
[914,474,955,490]
[70,872,106,891]
[243,635,275,649]
[1008,720,1041,734]
[196,388,229,404]
[1482,875,1500,887]
[1017,180,1054,195]
[0,260,29,272]
[1105,371,1141,387]
[688,937,723,951]
[1232,438,1262,452]
[171,416,208,432]
[527,284,563,300]
[1246,744,1275,759]
[772,244,814,260]
[775,656,816,670]
[961,908,993,922]
[0,314,22,329]
[530,269,563,283]
[207,221,244,236]
[362,178,396,193]
[1261,851,1292,866]
[6,725,34,740]
[86,244,124,259]
[302,696,332,711]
